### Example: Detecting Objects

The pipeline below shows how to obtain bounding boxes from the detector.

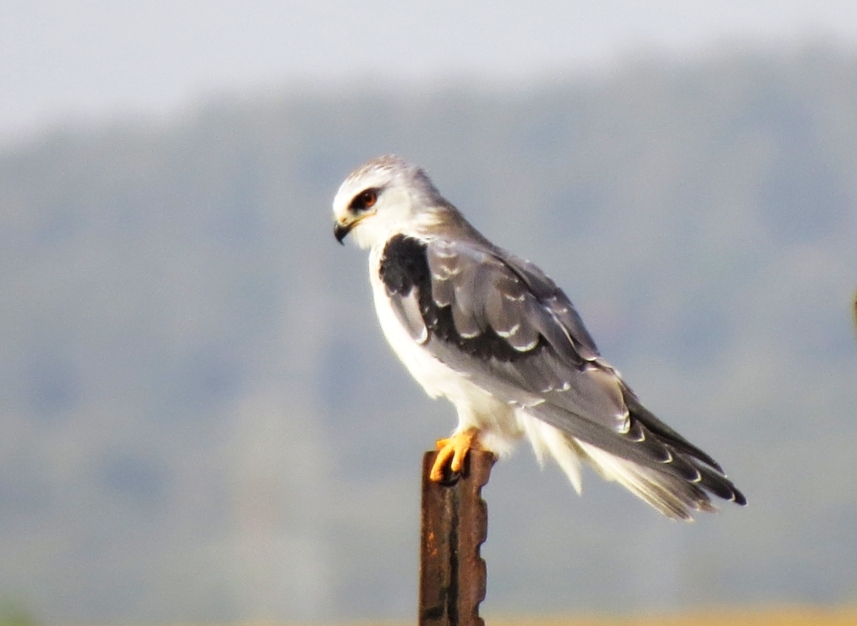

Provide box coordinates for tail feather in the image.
[522,396,746,520]
[576,440,718,520]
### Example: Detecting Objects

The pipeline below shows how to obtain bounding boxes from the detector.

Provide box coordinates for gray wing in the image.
[380,233,629,429]
[380,234,744,508]
[424,237,631,430]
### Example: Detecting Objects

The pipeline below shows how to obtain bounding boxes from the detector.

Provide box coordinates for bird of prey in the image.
[332,155,745,520]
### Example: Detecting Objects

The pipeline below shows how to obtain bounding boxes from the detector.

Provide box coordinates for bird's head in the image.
[332,155,448,249]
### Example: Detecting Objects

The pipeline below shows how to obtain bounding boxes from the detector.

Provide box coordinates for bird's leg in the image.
[431,427,481,482]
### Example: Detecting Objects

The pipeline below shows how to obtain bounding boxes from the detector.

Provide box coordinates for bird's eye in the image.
[351,188,378,213]
[361,190,377,207]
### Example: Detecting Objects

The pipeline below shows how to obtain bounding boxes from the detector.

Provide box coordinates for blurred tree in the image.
[853,290,857,343]
[0,600,36,626]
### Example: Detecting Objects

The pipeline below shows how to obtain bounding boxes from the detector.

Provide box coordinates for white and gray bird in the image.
[332,155,745,520]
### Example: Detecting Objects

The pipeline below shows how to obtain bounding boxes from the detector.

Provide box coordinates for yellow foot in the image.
[430,427,481,482]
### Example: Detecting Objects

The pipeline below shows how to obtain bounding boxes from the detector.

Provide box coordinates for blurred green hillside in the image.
[1,47,856,623]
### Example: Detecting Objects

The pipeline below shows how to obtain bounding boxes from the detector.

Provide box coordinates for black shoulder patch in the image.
[379,235,541,363]
[379,234,429,296]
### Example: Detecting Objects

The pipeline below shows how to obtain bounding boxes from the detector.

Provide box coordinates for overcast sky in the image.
[3,0,857,147]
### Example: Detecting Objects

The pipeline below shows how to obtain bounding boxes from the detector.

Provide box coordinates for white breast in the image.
[368,245,454,399]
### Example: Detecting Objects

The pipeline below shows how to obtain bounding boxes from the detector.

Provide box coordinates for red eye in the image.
[361,189,377,208]
[351,188,378,213]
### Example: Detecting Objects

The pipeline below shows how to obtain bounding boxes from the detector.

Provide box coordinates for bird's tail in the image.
[575,440,718,520]
[523,394,746,521]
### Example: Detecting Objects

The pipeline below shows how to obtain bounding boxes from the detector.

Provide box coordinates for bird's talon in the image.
[430,428,480,482]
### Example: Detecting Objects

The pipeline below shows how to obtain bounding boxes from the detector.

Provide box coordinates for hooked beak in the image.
[334,213,368,244]
[334,221,352,244]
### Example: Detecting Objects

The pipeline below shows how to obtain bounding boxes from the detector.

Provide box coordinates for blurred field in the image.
[487,606,857,625]
[290,607,857,626]
[193,607,857,626]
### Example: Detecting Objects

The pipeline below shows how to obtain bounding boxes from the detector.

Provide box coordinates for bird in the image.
[332,155,745,520]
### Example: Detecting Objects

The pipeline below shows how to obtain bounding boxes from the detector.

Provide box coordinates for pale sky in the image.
[2,0,857,147]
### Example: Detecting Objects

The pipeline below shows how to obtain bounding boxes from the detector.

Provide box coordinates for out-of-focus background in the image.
[2,1,857,624]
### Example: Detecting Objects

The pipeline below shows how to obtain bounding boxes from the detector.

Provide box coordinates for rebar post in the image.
[419,449,495,626]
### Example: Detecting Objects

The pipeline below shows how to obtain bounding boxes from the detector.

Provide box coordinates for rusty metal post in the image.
[419,449,495,626]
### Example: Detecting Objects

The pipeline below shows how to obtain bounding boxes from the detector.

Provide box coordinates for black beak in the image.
[334,222,352,245]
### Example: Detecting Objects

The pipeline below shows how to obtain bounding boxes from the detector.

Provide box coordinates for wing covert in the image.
[421,237,629,432]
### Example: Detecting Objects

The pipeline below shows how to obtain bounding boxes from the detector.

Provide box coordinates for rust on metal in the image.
[419,449,496,626]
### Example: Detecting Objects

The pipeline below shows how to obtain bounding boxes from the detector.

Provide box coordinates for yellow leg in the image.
[430,427,481,482]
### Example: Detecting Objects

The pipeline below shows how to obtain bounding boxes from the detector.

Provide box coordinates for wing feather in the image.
[390,289,428,343]
[426,238,628,428]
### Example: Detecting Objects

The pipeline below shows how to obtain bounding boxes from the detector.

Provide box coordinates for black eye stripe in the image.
[349,187,380,213]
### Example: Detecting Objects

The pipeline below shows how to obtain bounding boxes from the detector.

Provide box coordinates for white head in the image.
[332,155,452,249]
